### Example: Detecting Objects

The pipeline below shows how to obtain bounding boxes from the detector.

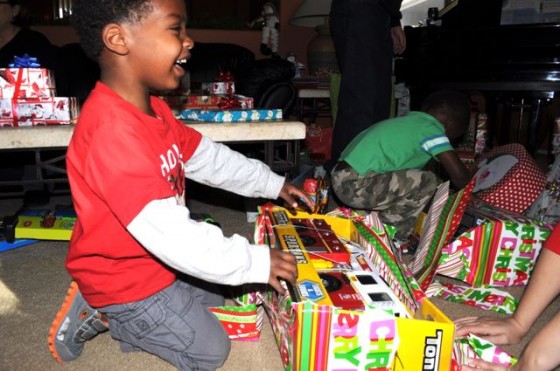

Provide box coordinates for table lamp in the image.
[290,0,339,77]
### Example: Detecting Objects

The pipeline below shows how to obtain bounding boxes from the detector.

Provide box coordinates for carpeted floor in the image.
[0,190,558,370]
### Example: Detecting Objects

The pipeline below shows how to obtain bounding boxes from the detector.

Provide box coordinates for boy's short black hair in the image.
[421,90,471,133]
[72,0,154,61]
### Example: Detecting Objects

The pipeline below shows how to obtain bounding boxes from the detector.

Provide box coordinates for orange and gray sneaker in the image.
[48,281,109,362]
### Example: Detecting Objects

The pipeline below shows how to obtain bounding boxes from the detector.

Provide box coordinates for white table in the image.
[0,121,306,197]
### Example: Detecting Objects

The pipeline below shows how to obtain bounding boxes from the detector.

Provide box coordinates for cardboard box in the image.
[256,207,455,371]
[0,96,79,127]
[0,68,56,99]
[180,108,282,123]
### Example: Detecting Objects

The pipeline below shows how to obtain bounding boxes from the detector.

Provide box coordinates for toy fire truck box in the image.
[436,198,553,287]
[14,208,76,241]
[0,67,56,99]
[0,96,79,127]
[256,206,455,371]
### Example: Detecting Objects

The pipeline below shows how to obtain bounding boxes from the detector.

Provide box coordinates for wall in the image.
[34,0,316,69]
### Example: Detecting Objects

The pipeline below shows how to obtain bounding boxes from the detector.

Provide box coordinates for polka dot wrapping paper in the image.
[473,143,546,214]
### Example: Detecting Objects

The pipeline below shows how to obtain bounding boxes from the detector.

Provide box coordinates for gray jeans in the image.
[331,163,437,239]
[99,277,230,371]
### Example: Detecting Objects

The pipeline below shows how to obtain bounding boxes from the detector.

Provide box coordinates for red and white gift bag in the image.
[473,143,545,213]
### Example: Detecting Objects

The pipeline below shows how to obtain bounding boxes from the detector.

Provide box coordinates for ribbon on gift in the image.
[217,71,234,82]
[217,95,242,109]
[8,54,41,68]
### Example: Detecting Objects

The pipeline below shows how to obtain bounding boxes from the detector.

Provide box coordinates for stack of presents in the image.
[0,55,79,127]
[159,71,282,123]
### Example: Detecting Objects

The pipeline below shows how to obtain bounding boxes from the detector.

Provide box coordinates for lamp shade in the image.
[290,0,332,27]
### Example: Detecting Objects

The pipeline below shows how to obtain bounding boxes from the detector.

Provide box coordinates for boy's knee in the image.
[180,331,230,370]
[207,331,231,366]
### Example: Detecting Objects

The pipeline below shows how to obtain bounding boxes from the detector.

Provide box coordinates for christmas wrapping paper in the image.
[179,108,282,123]
[436,199,552,287]
[208,304,264,341]
[0,96,79,127]
[473,143,546,213]
[0,67,56,99]
[410,180,475,291]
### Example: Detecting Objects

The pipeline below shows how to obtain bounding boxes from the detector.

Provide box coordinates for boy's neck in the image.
[100,71,153,116]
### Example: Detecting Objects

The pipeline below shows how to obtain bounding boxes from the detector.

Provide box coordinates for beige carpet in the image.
[0,193,558,370]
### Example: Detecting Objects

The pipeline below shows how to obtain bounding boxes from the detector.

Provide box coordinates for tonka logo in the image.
[423,329,442,370]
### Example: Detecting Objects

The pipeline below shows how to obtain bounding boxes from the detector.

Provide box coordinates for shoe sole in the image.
[48,281,79,363]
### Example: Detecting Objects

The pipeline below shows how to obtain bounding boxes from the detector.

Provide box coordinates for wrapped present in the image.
[179,108,282,123]
[436,198,552,287]
[0,97,79,127]
[185,94,221,109]
[216,94,253,110]
[212,71,235,94]
[0,67,56,99]
[255,205,457,371]
[473,143,546,213]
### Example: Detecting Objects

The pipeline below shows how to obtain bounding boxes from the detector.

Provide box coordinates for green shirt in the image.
[341,111,453,176]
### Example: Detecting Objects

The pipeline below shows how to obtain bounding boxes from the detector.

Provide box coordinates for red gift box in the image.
[0,68,56,99]
[0,97,79,127]
[472,143,546,213]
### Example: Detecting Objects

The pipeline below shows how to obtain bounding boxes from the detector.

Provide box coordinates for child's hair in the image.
[421,90,471,135]
[72,0,154,61]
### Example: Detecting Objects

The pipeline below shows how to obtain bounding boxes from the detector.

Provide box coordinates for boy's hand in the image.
[268,249,298,294]
[278,181,314,213]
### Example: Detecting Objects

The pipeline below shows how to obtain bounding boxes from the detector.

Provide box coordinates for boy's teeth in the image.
[176,58,187,64]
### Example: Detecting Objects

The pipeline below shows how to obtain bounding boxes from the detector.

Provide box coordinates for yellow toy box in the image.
[255,206,455,371]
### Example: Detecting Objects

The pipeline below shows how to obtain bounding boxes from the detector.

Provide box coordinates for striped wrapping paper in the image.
[411,180,475,291]
[436,209,552,287]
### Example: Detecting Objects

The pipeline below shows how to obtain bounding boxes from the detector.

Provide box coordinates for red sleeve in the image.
[543,223,560,255]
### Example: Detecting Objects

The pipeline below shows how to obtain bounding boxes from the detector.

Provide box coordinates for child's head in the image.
[421,90,471,140]
[72,0,193,93]
[72,1,152,61]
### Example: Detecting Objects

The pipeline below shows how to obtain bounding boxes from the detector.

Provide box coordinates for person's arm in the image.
[127,196,272,286]
[391,25,406,55]
[184,136,312,209]
[436,150,471,189]
[461,310,560,370]
[455,248,560,344]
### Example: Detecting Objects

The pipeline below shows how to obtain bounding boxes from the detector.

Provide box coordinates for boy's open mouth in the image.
[175,58,188,67]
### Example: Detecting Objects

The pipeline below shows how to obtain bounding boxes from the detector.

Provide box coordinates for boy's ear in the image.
[102,23,129,55]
